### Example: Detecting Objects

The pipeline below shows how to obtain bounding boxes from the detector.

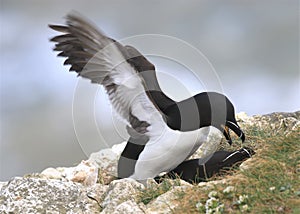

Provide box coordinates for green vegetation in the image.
[138,179,179,205]
[138,124,300,213]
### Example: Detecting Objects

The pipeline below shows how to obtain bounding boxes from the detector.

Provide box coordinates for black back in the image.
[162,92,233,131]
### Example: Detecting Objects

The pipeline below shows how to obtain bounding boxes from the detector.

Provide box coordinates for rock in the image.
[239,156,257,171]
[0,182,7,191]
[111,142,127,156]
[41,160,98,186]
[88,148,119,177]
[32,142,125,187]
[198,178,227,190]
[236,112,249,122]
[111,200,146,214]
[40,167,62,180]
[159,178,193,188]
[146,186,189,213]
[0,177,102,213]
[86,184,109,206]
[67,160,98,186]
[101,178,144,213]
[238,111,300,135]
[88,142,127,184]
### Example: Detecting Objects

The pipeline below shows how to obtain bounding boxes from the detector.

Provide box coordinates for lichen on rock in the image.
[100,178,144,213]
[0,177,102,213]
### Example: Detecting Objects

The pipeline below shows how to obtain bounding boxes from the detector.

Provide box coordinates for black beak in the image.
[223,121,245,145]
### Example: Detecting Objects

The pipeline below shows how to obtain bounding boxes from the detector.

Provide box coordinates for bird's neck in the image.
[139,70,176,112]
[147,90,175,112]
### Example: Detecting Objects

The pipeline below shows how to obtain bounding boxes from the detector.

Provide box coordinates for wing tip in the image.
[48,24,68,32]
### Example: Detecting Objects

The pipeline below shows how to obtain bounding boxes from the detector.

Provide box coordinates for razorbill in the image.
[117,44,246,179]
[122,45,245,140]
[49,13,245,182]
[155,147,255,183]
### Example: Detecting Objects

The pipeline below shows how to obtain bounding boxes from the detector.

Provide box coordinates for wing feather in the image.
[50,13,165,137]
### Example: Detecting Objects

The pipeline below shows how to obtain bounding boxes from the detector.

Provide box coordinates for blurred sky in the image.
[0,0,299,181]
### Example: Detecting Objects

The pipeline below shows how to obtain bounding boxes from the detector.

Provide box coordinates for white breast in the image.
[130,126,222,181]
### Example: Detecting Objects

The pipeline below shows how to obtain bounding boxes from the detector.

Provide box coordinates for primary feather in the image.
[50,13,165,137]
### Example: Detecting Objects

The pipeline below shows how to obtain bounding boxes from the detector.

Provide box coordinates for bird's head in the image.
[222,117,245,145]
[208,92,245,145]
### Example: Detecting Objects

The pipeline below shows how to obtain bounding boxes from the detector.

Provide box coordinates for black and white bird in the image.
[116,40,246,179]
[155,147,255,183]
[49,13,245,182]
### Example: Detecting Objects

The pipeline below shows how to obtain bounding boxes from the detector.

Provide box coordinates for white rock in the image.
[52,160,99,186]
[88,148,118,177]
[86,184,110,207]
[70,160,98,186]
[146,186,189,213]
[111,142,127,156]
[160,178,193,187]
[239,158,255,171]
[0,181,8,190]
[0,177,101,213]
[101,178,144,213]
[236,112,250,122]
[109,200,146,214]
[198,179,226,190]
[40,167,62,180]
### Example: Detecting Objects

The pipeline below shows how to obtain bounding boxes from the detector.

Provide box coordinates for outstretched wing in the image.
[49,13,165,137]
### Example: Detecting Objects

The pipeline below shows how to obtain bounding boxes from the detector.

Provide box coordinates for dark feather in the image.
[48,24,69,33]
[50,34,75,42]
[129,111,150,134]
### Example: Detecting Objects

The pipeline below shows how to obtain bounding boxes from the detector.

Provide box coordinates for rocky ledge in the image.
[0,111,299,213]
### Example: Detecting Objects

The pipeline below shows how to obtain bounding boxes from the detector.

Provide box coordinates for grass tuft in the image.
[140,125,300,213]
[138,179,179,205]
